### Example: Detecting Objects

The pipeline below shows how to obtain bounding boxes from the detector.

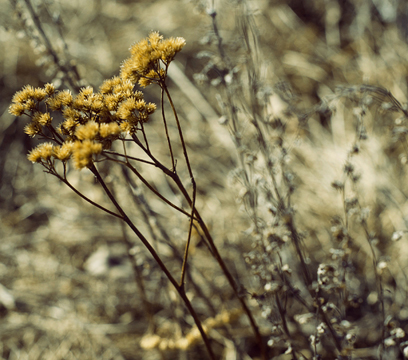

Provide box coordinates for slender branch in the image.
[123,160,196,220]
[119,221,154,331]
[170,173,265,359]
[87,164,216,360]
[102,150,157,166]
[139,121,150,152]
[286,217,342,353]
[161,86,176,171]
[162,83,195,180]
[179,183,196,288]
[161,82,198,289]
[55,172,124,219]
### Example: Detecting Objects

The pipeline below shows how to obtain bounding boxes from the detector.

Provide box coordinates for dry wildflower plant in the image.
[9,32,265,360]
[6,0,408,359]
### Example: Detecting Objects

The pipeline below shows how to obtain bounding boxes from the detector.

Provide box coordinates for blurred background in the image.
[2,0,408,359]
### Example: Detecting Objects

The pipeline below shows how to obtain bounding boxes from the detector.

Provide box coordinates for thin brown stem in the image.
[161,86,176,171]
[55,172,124,219]
[179,183,196,288]
[170,173,266,359]
[129,94,263,356]
[161,82,198,292]
[123,160,196,220]
[119,221,154,331]
[88,164,216,360]
[102,150,157,166]
[139,121,150,152]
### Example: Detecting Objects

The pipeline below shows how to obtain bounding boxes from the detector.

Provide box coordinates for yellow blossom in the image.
[9,103,25,116]
[59,90,73,106]
[24,122,42,137]
[99,77,118,94]
[104,94,120,111]
[60,118,78,135]
[91,99,104,112]
[146,103,157,114]
[76,121,99,140]
[120,121,132,133]
[63,107,82,123]
[33,87,47,101]
[121,32,186,87]
[38,112,53,126]
[27,142,54,163]
[44,83,55,96]
[80,86,94,97]
[159,37,186,63]
[99,123,121,138]
[53,142,74,161]
[72,139,102,169]
[117,97,138,120]
[23,99,36,111]
[12,85,35,104]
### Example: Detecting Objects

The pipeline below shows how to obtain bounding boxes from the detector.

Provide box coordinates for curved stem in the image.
[139,120,150,152]
[102,150,157,167]
[161,86,176,171]
[123,160,196,220]
[88,164,216,360]
[170,173,266,359]
[161,82,198,292]
[55,172,123,219]
[130,93,264,355]
[179,182,196,288]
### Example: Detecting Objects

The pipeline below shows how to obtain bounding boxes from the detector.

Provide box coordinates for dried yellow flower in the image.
[117,97,138,120]
[24,122,42,137]
[27,142,54,163]
[120,32,186,87]
[59,90,73,106]
[9,103,25,116]
[80,86,94,97]
[104,94,120,111]
[145,103,157,114]
[60,118,78,135]
[38,112,52,126]
[159,37,186,63]
[72,139,103,169]
[44,83,55,96]
[23,99,36,111]
[76,121,99,140]
[99,123,121,138]
[13,85,35,104]
[99,77,119,94]
[63,107,82,123]
[33,87,47,101]
[120,121,132,133]
[53,142,74,161]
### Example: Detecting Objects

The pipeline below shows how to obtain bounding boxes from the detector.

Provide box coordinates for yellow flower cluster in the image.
[27,142,74,164]
[121,31,186,87]
[140,308,242,351]
[10,32,186,170]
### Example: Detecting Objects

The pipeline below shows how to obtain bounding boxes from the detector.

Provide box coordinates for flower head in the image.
[72,140,103,169]
[120,32,186,87]
[27,143,54,163]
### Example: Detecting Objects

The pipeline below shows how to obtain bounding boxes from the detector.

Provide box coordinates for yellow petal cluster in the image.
[72,140,103,169]
[11,32,185,171]
[121,31,186,87]
[27,143,54,163]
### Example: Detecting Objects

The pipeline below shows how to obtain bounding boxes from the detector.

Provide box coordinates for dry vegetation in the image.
[2,0,408,359]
